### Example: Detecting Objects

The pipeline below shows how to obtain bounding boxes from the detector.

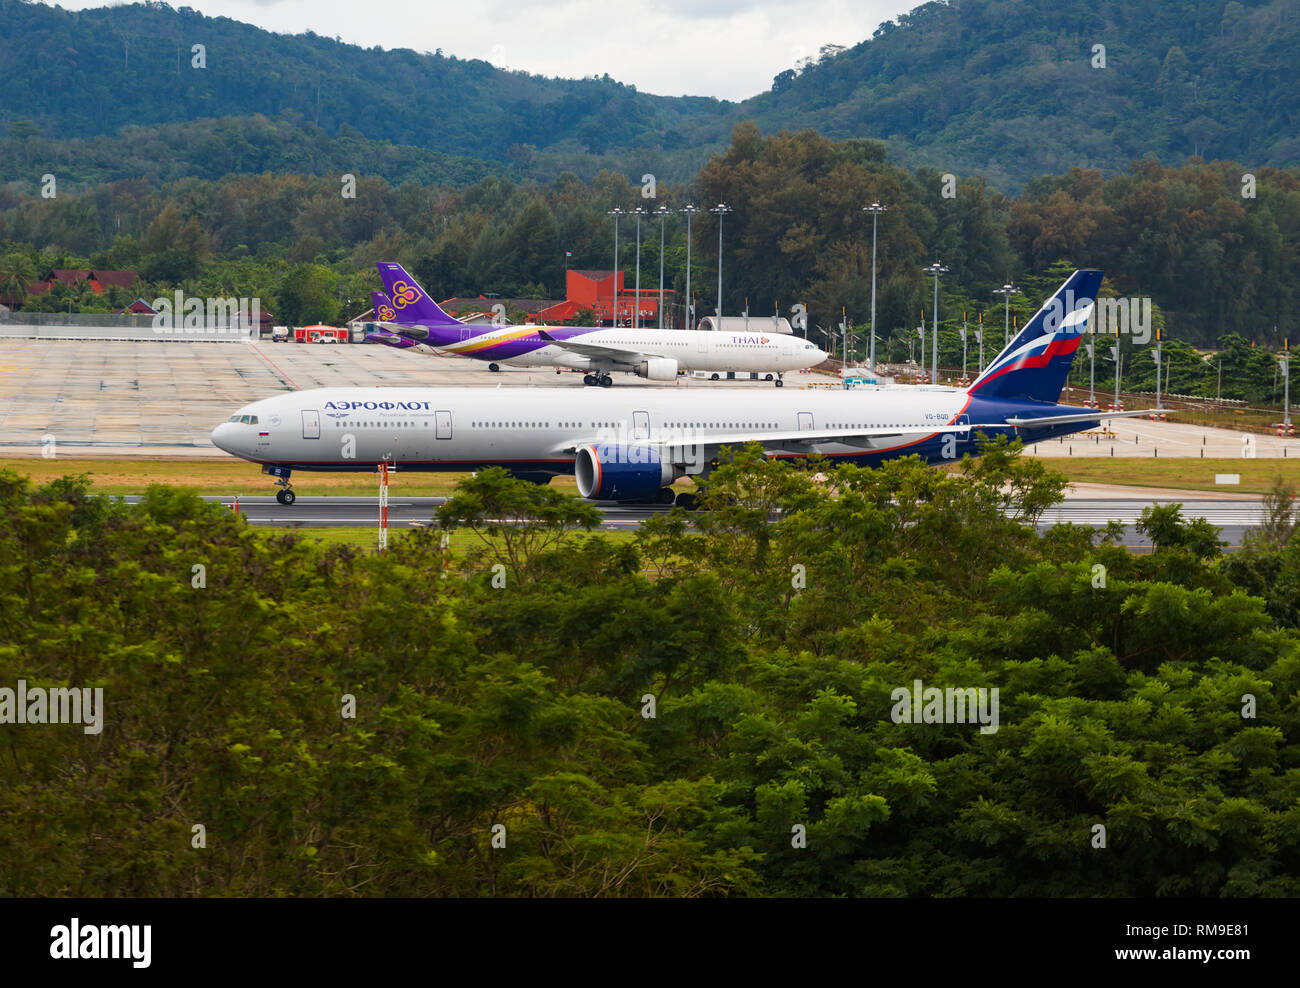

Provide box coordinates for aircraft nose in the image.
[211,422,238,453]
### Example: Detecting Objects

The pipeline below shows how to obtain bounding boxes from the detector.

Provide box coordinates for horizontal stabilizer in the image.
[1005,408,1172,428]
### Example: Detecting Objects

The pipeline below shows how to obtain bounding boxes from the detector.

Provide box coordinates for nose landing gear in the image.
[262,464,296,505]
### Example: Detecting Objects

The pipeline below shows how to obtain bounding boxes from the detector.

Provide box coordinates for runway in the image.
[130,495,1265,547]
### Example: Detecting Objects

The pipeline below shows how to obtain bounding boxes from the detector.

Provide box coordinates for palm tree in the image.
[0,252,37,308]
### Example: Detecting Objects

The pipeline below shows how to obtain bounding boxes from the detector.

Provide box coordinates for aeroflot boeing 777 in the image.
[214,269,1150,506]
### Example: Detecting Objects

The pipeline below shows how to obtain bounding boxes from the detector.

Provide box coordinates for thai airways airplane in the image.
[367,262,826,386]
[213,269,1148,507]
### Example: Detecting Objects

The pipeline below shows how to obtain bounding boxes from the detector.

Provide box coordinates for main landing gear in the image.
[582,373,613,387]
[489,362,501,372]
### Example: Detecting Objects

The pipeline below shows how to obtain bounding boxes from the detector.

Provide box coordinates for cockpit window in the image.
[229,414,259,424]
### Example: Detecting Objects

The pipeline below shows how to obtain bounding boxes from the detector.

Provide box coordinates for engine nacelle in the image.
[575,444,676,500]
[635,357,678,381]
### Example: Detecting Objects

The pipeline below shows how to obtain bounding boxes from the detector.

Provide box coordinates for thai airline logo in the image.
[378,304,396,321]
[390,281,421,309]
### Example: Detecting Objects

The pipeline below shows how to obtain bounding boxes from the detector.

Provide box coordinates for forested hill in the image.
[747,0,1300,188]
[1,0,1297,188]
[0,0,727,159]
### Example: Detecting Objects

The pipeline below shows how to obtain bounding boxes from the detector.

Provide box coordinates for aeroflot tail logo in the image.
[390,281,421,308]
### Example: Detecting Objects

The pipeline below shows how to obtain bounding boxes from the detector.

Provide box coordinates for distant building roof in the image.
[36,269,140,295]
[92,269,140,288]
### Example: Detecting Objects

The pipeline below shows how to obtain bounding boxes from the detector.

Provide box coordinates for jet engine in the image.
[574,444,677,500]
[635,357,678,381]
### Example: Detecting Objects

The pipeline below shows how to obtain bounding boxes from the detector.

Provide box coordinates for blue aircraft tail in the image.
[967,269,1103,403]
[375,262,461,327]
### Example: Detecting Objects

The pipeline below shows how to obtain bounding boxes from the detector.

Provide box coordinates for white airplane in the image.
[367,263,827,386]
[212,270,1154,506]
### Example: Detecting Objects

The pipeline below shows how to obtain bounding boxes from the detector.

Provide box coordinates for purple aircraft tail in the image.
[375,262,461,327]
[371,291,397,323]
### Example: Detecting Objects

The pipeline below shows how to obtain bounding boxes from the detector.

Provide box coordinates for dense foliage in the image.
[2,449,1298,896]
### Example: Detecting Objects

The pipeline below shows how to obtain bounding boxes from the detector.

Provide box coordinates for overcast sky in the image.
[57,0,917,101]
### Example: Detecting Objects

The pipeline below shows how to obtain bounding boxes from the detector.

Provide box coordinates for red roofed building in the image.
[24,268,140,299]
[533,270,670,327]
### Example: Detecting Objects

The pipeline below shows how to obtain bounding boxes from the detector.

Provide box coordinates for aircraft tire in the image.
[489,363,500,372]
[600,374,613,387]
[277,489,296,505]
[657,486,676,505]
[674,491,698,510]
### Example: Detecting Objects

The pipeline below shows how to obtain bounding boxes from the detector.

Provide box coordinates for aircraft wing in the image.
[1005,409,1171,428]
[558,424,981,459]
[535,329,649,364]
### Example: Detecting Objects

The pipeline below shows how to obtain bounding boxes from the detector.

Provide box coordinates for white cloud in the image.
[54,0,916,100]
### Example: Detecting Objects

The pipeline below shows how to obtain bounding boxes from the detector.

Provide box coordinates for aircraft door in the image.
[955,413,971,443]
[435,410,453,439]
[697,338,709,354]
[301,409,320,439]
[782,337,793,357]
[632,411,650,440]
[797,412,814,431]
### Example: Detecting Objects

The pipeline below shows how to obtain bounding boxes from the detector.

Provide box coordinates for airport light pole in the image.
[924,262,947,383]
[993,283,1016,353]
[607,207,624,327]
[680,205,697,329]
[632,207,647,329]
[1086,342,1096,405]
[863,202,886,374]
[655,204,670,329]
[975,325,984,373]
[1110,325,1122,409]
[711,202,731,326]
[1283,340,1291,427]
[959,313,967,380]
[1152,328,1163,411]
